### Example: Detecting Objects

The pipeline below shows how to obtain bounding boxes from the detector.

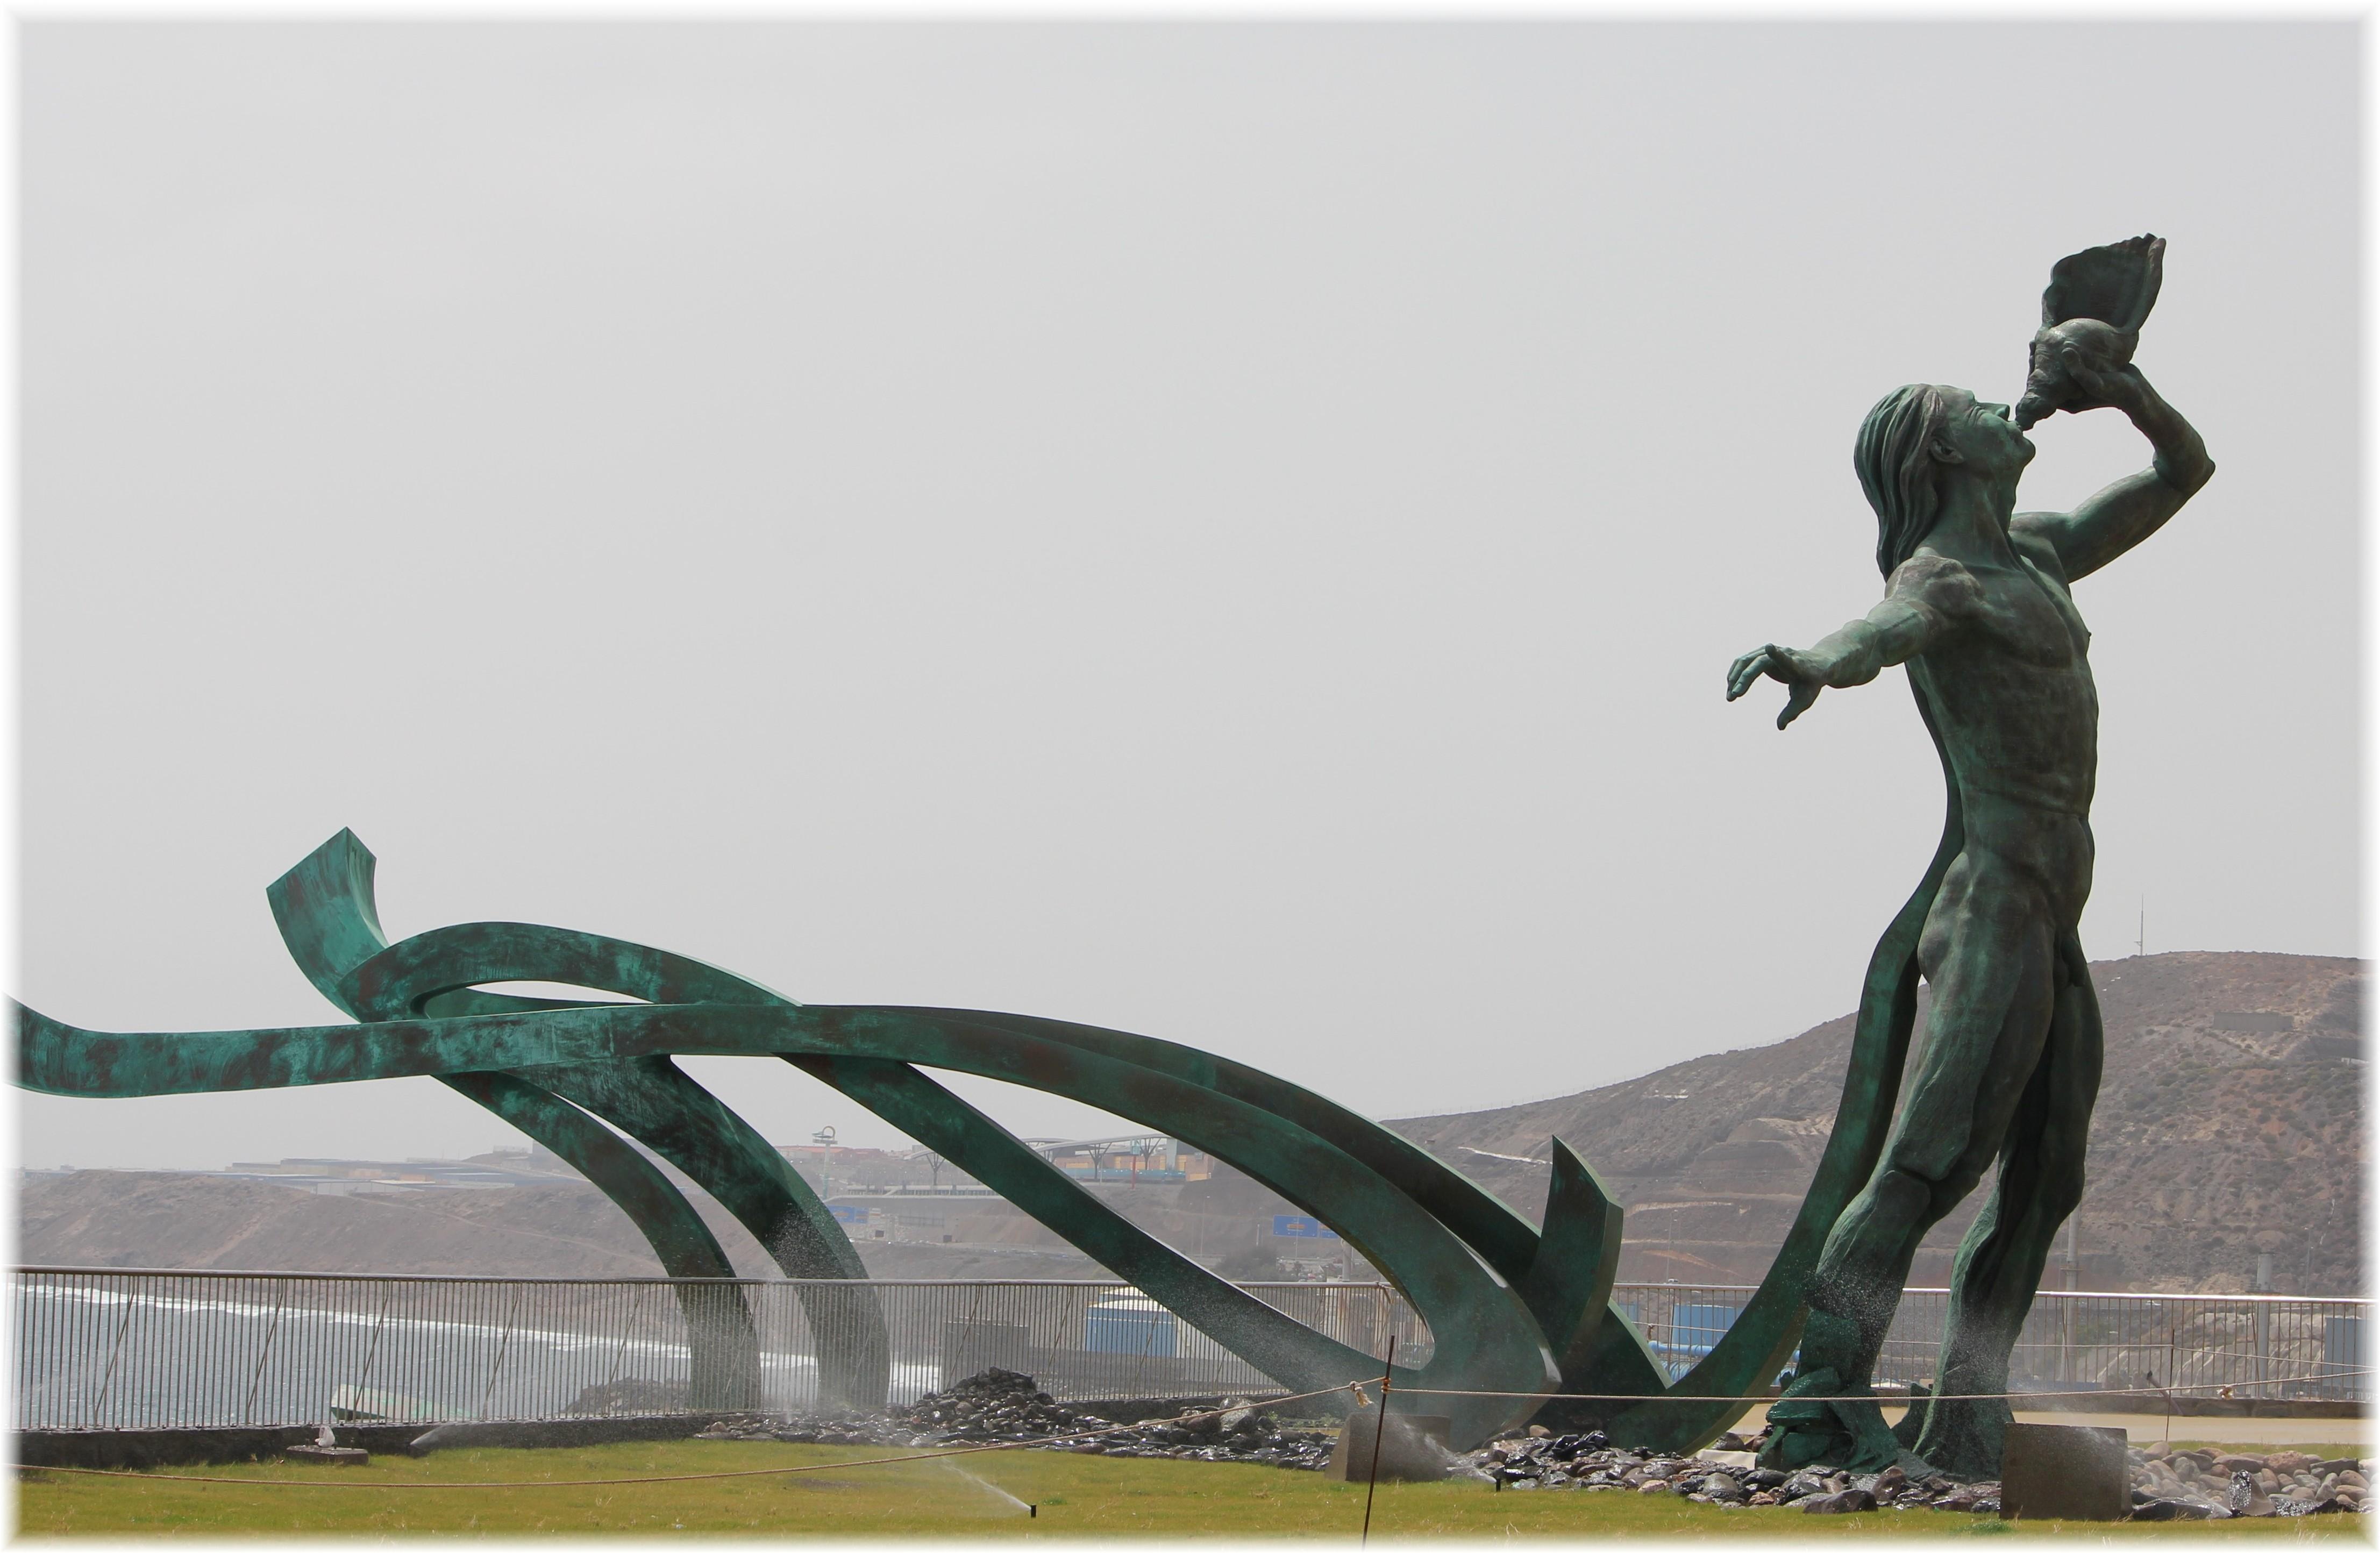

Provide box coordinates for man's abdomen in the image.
[1914,654,2099,818]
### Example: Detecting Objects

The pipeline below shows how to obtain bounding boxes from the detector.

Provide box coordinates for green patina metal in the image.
[15,762,2026,1458]
[13,825,1845,1451]
[437,1068,763,1409]
[265,829,872,1408]
[787,1052,1386,1396]
[1725,236,2212,1479]
[18,239,2209,1476]
[316,896,1554,1436]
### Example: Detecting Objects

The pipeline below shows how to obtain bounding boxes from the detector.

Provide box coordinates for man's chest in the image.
[1963,564,2092,669]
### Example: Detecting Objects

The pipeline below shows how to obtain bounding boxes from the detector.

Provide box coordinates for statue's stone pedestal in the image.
[1326,1412,1453,1483]
[2000,1423,2130,1521]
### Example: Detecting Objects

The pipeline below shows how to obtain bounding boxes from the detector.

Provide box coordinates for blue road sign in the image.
[1272,1215,1340,1240]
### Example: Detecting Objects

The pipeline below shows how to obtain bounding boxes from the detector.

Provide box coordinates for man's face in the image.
[1936,387,2035,477]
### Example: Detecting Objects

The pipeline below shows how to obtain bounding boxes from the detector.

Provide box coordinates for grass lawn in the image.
[13,1439,2372,1538]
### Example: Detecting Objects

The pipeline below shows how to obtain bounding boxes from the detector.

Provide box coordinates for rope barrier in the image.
[1388,1367,2375,1405]
[15,1381,1374,1491]
[21,1364,2371,1491]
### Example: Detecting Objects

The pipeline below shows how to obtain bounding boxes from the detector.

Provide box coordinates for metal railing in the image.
[10,1269,1429,1432]
[13,1269,2365,1434]
[1616,1284,2372,1402]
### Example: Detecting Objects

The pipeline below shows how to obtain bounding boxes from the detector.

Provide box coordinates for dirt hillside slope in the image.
[17,1170,1118,1283]
[1391,951,2363,1293]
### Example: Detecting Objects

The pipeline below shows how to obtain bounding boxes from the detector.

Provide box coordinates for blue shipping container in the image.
[1644,1302,1742,1380]
[1084,1299,1177,1357]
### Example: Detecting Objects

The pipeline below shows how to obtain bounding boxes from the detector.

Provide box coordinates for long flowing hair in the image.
[1854,384,1950,578]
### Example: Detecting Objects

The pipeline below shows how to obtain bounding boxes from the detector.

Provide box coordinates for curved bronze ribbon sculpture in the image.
[13,825,1937,1450]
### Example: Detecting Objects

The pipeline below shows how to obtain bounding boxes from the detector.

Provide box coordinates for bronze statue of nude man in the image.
[1725,339,2212,1478]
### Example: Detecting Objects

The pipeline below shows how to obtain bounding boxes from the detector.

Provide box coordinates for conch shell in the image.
[2013,234,2164,429]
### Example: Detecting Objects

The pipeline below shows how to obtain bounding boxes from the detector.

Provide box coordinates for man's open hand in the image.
[1727,644,1826,729]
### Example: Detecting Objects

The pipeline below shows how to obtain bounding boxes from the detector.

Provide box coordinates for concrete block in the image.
[13,1424,427,1470]
[1325,1412,1454,1483]
[283,1444,370,1466]
[2000,1422,2130,1521]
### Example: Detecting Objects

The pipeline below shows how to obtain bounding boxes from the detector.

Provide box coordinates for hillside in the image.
[1391,951,2364,1294]
[15,1168,1118,1282]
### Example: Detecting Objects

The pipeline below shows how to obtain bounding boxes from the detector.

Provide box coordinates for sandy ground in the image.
[2008,1412,2369,1448]
[1739,1405,2369,1450]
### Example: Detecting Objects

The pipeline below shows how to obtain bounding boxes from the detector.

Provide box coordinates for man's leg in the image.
[1763,856,2057,1472]
[1908,944,2101,1479]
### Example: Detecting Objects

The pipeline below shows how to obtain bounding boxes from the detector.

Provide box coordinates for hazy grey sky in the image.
[18,20,2359,1171]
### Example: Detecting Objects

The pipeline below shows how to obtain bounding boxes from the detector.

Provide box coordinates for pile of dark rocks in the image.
[1039,1402,1336,1471]
[692,1367,1334,1470]
[1452,1428,1997,1513]
[686,1370,2374,1517]
[2127,1444,2369,1519]
[1451,1426,2375,1520]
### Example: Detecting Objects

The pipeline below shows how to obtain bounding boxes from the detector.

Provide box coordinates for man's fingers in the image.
[2058,345,2107,401]
[1777,681,1821,730]
[1726,649,1772,700]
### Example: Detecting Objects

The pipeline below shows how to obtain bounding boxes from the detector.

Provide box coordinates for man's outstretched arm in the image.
[2011,363,2213,582]
[1726,557,1978,729]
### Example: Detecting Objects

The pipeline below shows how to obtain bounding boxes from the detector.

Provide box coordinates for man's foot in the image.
[1753,1370,1904,1474]
[1909,1394,2012,1482]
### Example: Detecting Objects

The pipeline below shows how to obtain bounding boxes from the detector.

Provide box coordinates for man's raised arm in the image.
[1726,557,1978,729]
[2011,365,2214,582]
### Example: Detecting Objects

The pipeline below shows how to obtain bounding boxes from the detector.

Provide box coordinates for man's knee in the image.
[1851,1162,1973,1247]
[1929,1160,1992,1219]
[1878,1128,1991,1212]
[1867,1167,1934,1222]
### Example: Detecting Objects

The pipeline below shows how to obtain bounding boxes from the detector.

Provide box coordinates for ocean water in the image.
[13,1279,943,1430]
